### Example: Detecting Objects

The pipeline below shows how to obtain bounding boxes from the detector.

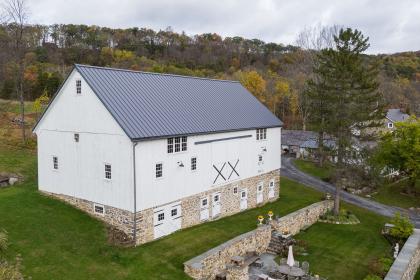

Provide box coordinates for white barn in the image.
[33,64,282,245]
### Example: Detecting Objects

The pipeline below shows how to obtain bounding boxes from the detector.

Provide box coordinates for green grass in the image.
[294,203,390,279]
[294,159,335,181]
[415,270,420,280]
[0,99,35,114]
[0,144,326,279]
[371,179,420,209]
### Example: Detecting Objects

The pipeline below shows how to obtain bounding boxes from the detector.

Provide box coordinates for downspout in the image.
[132,142,138,246]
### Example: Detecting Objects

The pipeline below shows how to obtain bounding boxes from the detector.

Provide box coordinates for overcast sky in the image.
[27,0,420,54]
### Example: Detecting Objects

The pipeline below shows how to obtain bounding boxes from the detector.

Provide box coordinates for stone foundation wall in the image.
[40,191,135,237]
[184,200,333,280]
[385,229,420,280]
[41,169,280,246]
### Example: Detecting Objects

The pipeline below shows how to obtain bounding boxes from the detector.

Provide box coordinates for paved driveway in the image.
[281,156,420,228]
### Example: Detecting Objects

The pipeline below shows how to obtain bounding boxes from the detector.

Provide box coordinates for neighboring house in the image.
[281,130,335,159]
[352,108,410,136]
[384,108,410,130]
[33,64,282,245]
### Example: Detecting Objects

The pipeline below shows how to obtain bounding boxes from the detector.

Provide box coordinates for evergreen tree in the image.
[306,28,384,215]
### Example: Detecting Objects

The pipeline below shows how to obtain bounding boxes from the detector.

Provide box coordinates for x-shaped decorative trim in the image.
[213,163,226,184]
[228,159,239,179]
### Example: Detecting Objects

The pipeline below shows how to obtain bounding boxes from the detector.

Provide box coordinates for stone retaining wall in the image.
[385,229,420,280]
[184,200,333,279]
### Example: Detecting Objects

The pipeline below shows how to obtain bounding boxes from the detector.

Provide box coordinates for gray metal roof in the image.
[386,109,409,123]
[75,64,282,140]
[282,130,336,149]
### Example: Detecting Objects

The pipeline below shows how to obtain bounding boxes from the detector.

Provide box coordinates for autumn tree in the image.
[238,70,266,102]
[2,0,29,143]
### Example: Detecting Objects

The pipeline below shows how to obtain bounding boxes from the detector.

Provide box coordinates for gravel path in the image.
[281,156,420,228]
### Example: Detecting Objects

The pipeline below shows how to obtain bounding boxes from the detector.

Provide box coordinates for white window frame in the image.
[76,79,82,95]
[388,122,394,128]
[233,186,238,195]
[171,208,178,217]
[269,179,275,188]
[104,163,112,180]
[52,156,59,170]
[93,203,105,216]
[167,136,187,154]
[256,128,267,141]
[155,162,163,179]
[157,212,165,221]
[191,156,197,171]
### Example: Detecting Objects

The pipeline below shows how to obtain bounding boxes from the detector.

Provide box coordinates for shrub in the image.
[389,212,414,240]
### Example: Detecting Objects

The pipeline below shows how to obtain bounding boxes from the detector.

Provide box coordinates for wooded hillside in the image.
[0,23,419,128]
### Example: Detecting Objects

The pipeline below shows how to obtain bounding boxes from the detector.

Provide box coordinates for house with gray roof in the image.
[33,64,282,245]
[281,130,335,158]
[385,108,410,130]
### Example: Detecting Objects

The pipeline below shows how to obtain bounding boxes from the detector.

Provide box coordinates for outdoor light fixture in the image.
[177,161,184,167]
[262,147,267,152]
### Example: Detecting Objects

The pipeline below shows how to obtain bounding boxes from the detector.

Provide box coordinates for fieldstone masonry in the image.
[40,169,280,245]
[385,229,420,280]
[184,200,333,280]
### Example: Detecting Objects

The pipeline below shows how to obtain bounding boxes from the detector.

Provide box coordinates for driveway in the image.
[281,156,420,228]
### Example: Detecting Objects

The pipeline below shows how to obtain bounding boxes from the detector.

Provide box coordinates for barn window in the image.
[104,164,112,180]
[171,209,177,217]
[94,204,104,215]
[388,122,394,128]
[233,186,238,195]
[256,128,267,140]
[53,156,58,170]
[76,79,82,94]
[167,136,187,153]
[74,133,79,142]
[258,155,263,163]
[158,213,165,221]
[156,163,163,178]
[191,157,197,171]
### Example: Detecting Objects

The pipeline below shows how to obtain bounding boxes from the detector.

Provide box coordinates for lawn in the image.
[294,203,390,279]
[0,144,392,280]
[294,159,420,209]
[294,159,335,182]
[0,144,325,280]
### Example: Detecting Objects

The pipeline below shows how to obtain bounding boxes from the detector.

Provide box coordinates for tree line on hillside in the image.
[1,0,420,136]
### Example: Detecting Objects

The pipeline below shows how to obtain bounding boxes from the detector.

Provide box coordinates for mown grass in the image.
[295,203,390,279]
[294,159,335,182]
[0,143,327,279]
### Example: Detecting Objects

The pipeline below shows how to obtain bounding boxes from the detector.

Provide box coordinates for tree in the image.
[373,117,420,194]
[306,28,384,215]
[2,0,29,143]
[238,70,266,102]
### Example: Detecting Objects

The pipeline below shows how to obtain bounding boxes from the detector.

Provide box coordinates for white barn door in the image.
[212,192,221,218]
[240,189,248,210]
[200,197,209,221]
[269,179,275,199]
[257,182,264,204]
[153,201,182,239]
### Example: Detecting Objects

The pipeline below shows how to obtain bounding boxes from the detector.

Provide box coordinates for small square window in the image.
[270,180,274,187]
[156,163,163,178]
[241,191,246,198]
[94,204,104,215]
[76,79,82,94]
[53,156,58,170]
[202,198,208,206]
[171,209,178,216]
[191,157,197,171]
[74,133,79,142]
[388,122,394,128]
[158,213,165,221]
[105,164,112,180]
[256,128,267,140]
[233,186,238,194]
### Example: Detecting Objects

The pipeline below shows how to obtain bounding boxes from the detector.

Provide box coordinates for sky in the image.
[27,0,420,54]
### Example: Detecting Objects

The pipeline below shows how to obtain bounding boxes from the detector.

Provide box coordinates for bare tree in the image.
[2,0,28,143]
